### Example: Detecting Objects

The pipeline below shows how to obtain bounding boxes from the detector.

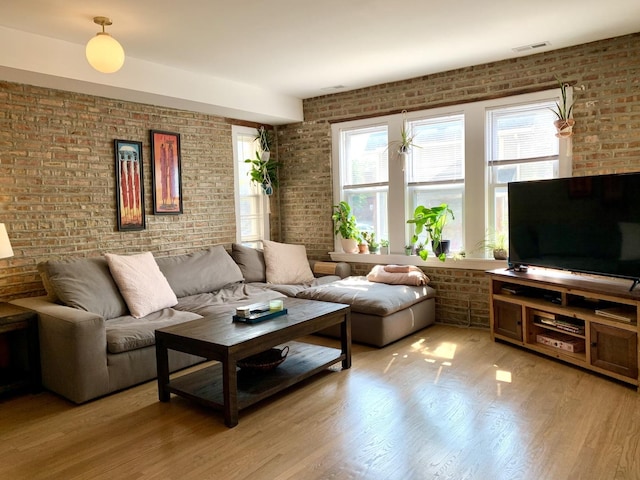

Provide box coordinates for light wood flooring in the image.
[2,325,640,480]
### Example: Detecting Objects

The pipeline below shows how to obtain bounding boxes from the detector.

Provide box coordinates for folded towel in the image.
[367,265,430,286]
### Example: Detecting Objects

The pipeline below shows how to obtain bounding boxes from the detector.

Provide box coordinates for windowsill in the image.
[329,252,507,271]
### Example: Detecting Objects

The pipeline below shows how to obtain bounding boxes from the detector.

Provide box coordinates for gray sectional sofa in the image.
[11,243,435,404]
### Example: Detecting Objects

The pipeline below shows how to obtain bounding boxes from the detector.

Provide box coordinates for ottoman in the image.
[296,276,436,347]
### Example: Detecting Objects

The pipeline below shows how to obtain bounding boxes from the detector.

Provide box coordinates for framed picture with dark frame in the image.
[150,130,183,214]
[114,139,145,231]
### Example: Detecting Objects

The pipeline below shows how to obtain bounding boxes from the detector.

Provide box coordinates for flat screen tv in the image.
[508,172,640,289]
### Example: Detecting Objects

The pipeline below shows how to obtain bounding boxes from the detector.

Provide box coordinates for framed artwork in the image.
[150,130,183,214]
[114,139,145,231]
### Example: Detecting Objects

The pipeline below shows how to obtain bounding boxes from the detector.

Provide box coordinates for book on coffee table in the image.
[233,308,288,324]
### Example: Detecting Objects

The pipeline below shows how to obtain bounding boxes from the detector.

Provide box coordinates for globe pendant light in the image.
[86,16,125,73]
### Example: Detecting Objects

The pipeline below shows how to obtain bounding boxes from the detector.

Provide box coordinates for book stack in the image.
[233,302,288,324]
[595,306,636,323]
[535,314,585,335]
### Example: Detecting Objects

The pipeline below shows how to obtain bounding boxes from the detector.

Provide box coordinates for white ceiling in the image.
[1,0,639,124]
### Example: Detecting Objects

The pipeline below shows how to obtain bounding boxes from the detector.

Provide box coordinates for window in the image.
[332,90,570,258]
[407,114,465,252]
[487,101,559,242]
[232,125,269,246]
[339,125,389,241]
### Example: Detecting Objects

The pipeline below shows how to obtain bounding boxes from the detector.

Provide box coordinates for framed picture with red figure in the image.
[114,139,145,231]
[150,130,183,214]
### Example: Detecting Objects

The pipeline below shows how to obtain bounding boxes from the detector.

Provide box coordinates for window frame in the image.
[331,89,571,260]
[232,125,270,246]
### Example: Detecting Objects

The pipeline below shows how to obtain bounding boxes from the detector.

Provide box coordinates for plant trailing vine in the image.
[245,126,279,195]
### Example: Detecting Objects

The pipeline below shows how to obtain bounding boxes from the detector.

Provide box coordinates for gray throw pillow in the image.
[39,257,129,319]
[156,246,244,297]
[231,243,266,283]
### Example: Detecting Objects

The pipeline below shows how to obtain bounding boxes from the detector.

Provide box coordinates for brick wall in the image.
[0,82,279,301]
[278,33,640,327]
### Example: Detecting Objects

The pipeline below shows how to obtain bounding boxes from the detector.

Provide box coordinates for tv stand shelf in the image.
[487,268,639,389]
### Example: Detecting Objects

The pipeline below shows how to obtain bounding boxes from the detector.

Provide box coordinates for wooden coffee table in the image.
[155,297,351,427]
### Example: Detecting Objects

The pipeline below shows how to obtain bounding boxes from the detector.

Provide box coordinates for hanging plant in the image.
[391,110,420,155]
[255,126,273,160]
[245,151,280,195]
[550,76,576,138]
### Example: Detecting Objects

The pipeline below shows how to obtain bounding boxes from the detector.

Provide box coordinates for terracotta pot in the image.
[554,119,575,138]
[358,243,369,254]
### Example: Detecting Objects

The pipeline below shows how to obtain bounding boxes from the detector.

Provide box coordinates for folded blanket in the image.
[366,264,430,286]
[383,264,423,274]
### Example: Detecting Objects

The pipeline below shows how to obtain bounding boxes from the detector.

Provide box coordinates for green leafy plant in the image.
[331,201,359,240]
[550,76,575,121]
[245,151,280,194]
[361,231,379,252]
[406,203,455,261]
[475,229,508,260]
[380,239,389,247]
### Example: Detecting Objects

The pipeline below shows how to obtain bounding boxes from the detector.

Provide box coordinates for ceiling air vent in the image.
[512,41,551,53]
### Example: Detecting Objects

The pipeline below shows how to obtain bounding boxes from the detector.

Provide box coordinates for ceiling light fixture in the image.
[85,16,125,74]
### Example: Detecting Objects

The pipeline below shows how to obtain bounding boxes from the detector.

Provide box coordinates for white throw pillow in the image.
[105,252,178,318]
[263,240,315,284]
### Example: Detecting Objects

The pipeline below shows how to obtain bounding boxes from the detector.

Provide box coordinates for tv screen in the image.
[508,172,640,282]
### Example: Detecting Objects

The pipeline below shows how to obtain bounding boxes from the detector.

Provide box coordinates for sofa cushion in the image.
[296,276,436,316]
[263,240,314,284]
[254,275,342,297]
[105,252,178,319]
[231,243,266,283]
[156,246,244,297]
[38,257,129,319]
[105,308,202,353]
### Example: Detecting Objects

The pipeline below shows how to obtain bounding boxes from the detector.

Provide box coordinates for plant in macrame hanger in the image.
[395,110,420,171]
[550,76,576,139]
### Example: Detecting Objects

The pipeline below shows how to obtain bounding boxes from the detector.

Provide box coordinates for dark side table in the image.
[0,303,40,396]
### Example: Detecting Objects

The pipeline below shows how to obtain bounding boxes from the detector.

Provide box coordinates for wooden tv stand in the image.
[487,268,639,389]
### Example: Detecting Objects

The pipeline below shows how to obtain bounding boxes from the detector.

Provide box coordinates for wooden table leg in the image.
[341,310,352,369]
[155,334,170,402]
[222,354,239,427]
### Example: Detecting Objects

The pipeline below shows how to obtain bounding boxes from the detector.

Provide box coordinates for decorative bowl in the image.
[237,346,289,372]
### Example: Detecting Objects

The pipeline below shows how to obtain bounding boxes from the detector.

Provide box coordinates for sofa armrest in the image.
[10,296,109,404]
[309,261,351,279]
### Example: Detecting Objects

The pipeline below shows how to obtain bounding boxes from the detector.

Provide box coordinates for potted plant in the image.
[245,151,280,195]
[550,76,576,138]
[475,229,508,260]
[255,126,273,161]
[362,232,379,254]
[357,236,369,254]
[404,244,413,256]
[332,201,360,253]
[379,239,389,255]
[406,203,455,261]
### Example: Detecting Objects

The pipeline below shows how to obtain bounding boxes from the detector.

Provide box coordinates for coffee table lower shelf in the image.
[166,341,343,411]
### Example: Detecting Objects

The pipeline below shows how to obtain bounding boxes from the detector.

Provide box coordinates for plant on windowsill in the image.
[332,201,360,253]
[361,231,380,254]
[380,239,389,255]
[407,203,455,261]
[550,76,576,138]
[475,229,508,260]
